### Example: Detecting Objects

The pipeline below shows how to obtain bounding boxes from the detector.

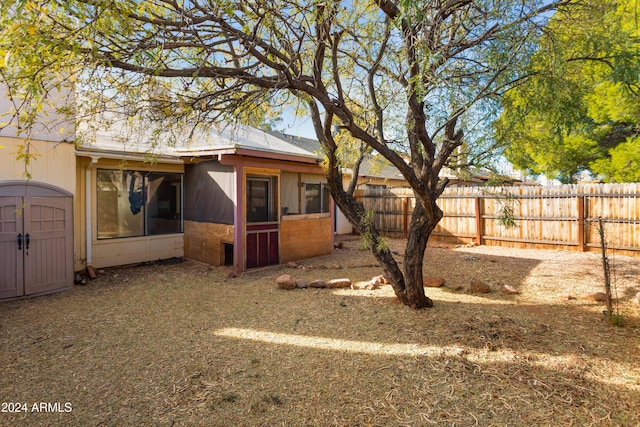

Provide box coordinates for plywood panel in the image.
[184,220,234,266]
[280,217,333,263]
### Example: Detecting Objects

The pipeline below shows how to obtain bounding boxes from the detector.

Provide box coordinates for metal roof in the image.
[75,116,320,162]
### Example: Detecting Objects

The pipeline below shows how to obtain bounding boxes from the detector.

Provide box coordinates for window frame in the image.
[96,169,184,240]
[246,175,278,223]
[304,182,330,214]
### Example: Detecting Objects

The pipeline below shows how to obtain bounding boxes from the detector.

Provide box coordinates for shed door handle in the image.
[25,233,30,250]
[17,233,22,250]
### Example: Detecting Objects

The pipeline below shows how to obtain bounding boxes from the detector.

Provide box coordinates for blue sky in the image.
[278,108,316,139]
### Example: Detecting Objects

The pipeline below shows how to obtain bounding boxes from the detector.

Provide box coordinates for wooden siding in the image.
[355,183,640,256]
[184,220,234,266]
[280,215,333,263]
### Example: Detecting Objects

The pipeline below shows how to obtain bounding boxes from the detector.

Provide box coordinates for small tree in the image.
[0,0,569,308]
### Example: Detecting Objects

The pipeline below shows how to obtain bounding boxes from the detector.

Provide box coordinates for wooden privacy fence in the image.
[354,183,640,256]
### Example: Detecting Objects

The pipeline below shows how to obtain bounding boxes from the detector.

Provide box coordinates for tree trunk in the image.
[327,172,441,308]
[401,200,442,308]
[320,126,441,309]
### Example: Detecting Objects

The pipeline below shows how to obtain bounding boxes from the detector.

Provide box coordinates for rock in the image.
[351,281,377,290]
[469,279,491,293]
[372,275,389,285]
[500,284,519,295]
[632,292,640,305]
[286,261,298,268]
[334,242,344,249]
[327,278,352,288]
[295,279,308,289]
[225,271,237,279]
[276,274,296,290]
[461,255,478,261]
[308,279,327,288]
[423,276,446,288]
[580,292,608,302]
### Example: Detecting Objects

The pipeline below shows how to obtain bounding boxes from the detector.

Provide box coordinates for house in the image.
[0,89,334,300]
[76,118,334,275]
[176,125,333,272]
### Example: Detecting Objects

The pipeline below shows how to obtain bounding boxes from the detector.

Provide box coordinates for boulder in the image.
[295,279,308,289]
[308,279,327,288]
[286,261,298,268]
[351,281,377,290]
[276,274,296,290]
[327,278,352,288]
[372,275,389,285]
[469,279,491,293]
[500,284,519,295]
[580,292,608,302]
[423,276,446,288]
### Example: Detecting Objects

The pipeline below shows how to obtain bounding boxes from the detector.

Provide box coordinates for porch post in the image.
[233,165,244,273]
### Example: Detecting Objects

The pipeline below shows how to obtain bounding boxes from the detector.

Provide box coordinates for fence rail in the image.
[354,183,640,256]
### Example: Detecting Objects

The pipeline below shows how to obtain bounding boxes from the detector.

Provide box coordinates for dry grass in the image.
[1,239,639,426]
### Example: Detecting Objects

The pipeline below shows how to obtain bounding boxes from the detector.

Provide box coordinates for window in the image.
[247,176,278,222]
[305,182,330,214]
[96,169,183,239]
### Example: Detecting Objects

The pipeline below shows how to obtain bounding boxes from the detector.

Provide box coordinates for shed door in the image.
[0,192,73,300]
[0,197,23,299]
[23,197,73,296]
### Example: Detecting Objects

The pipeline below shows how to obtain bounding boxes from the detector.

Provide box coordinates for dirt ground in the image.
[1,239,639,426]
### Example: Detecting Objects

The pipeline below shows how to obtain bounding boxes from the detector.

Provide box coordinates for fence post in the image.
[403,197,408,239]
[577,196,586,251]
[475,197,483,245]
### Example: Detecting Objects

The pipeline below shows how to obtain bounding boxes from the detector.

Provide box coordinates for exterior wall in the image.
[280,214,333,263]
[335,207,353,235]
[0,137,76,194]
[184,220,234,266]
[76,156,184,270]
[92,234,183,268]
[0,84,75,142]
